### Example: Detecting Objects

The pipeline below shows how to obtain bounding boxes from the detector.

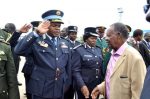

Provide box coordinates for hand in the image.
[36,20,50,35]
[81,86,89,98]
[18,24,32,33]
[91,86,100,99]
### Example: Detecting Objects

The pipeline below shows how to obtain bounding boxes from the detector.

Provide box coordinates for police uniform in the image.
[72,27,103,99]
[0,40,20,99]
[14,10,71,99]
[64,26,80,99]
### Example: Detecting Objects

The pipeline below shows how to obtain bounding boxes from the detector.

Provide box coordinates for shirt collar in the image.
[111,42,128,56]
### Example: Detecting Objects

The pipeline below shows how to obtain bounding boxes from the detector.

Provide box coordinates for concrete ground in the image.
[18,57,26,99]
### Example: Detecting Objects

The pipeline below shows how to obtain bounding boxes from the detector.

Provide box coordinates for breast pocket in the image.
[82,56,95,65]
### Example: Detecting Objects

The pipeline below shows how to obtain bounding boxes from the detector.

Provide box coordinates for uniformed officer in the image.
[64,25,80,99]
[20,21,40,99]
[72,27,103,99]
[3,23,23,86]
[9,23,32,99]
[0,39,20,99]
[96,26,111,80]
[66,25,81,50]
[14,10,71,99]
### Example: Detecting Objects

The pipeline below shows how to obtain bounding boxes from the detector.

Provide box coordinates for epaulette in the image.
[0,39,10,45]
[73,44,82,49]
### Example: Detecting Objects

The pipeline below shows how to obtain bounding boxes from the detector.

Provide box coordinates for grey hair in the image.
[111,22,129,39]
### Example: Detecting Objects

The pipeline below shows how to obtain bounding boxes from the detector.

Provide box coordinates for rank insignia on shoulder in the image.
[0,51,5,55]
[38,41,48,48]
[73,44,81,49]
[61,42,68,48]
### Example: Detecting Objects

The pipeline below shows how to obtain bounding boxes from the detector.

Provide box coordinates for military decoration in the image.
[38,41,48,48]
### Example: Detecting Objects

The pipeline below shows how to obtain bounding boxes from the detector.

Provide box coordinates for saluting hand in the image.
[18,24,32,33]
[91,86,100,99]
[81,85,89,98]
[36,20,50,35]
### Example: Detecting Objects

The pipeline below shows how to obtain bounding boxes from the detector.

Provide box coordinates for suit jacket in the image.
[0,40,20,99]
[138,40,150,68]
[14,32,71,98]
[140,66,150,99]
[98,46,146,99]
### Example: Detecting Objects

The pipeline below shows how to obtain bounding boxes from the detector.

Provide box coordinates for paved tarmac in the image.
[18,57,26,99]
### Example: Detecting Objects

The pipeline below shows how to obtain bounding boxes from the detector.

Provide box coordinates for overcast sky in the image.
[0,0,148,35]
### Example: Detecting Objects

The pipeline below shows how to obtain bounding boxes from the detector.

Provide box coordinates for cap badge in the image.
[56,11,61,16]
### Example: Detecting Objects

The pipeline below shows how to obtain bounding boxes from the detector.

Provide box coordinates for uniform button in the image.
[56,48,57,50]
[96,62,99,64]
[56,58,58,60]
[95,56,97,57]
[43,50,45,52]
[2,91,5,93]
[96,76,98,78]
[88,59,89,61]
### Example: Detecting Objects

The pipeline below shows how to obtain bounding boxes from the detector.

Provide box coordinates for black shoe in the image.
[17,82,22,86]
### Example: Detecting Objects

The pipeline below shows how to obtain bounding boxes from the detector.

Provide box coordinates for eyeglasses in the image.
[144,4,150,14]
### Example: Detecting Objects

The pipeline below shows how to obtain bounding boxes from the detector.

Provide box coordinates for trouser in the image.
[32,95,62,99]
[64,84,74,99]
[24,74,32,99]
[0,91,8,99]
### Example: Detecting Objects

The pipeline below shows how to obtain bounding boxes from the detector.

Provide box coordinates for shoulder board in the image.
[73,44,82,49]
[0,39,10,45]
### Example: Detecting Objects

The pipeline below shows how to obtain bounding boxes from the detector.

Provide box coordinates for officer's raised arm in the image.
[35,20,50,35]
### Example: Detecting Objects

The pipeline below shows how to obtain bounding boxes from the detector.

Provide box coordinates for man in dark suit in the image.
[14,10,71,99]
[0,39,20,99]
[140,1,150,98]
[138,32,150,68]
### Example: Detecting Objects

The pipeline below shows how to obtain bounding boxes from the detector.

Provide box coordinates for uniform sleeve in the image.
[6,45,20,99]
[9,32,22,47]
[14,32,37,56]
[72,49,85,89]
[131,55,146,99]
